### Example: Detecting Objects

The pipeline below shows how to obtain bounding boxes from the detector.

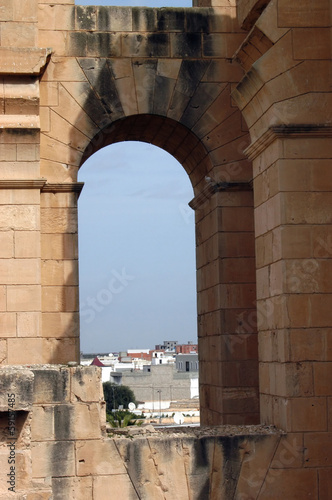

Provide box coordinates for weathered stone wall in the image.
[0,365,318,500]
[0,0,260,425]
[0,0,332,497]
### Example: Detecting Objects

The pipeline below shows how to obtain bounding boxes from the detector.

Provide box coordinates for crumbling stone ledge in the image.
[109,425,288,499]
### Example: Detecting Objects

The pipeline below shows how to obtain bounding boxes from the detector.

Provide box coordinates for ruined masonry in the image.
[0,0,331,498]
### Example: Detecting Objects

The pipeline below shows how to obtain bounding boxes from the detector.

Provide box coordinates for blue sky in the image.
[78,142,197,353]
[77,0,196,354]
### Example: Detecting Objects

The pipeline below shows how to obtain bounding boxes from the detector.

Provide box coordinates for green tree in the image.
[106,410,144,428]
[103,382,137,413]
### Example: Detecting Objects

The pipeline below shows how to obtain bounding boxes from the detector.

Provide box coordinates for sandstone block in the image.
[0,231,14,258]
[271,433,304,469]
[7,285,41,312]
[41,208,78,234]
[68,403,102,440]
[17,312,41,338]
[0,449,32,492]
[122,33,170,58]
[40,135,82,167]
[0,161,40,181]
[31,405,55,441]
[93,475,138,500]
[0,313,16,337]
[13,0,38,22]
[304,432,332,467]
[236,433,280,498]
[222,359,259,387]
[0,0,13,21]
[52,477,93,500]
[288,329,326,362]
[42,56,86,83]
[76,439,126,476]
[260,468,317,499]
[7,338,44,364]
[48,109,90,151]
[32,441,75,478]
[0,286,6,312]
[171,33,202,58]
[202,33,245,58]
[313,362,332,396]
[278,0,330,27]
[289,397,327,432]
[319,468,332,499]
[0,144,16,161]
[41,233,78,260]
[293,28,330,60]
[7,337,77,364]
[0,259,40,285]
[39,30,66,57]
[27,492,52,500]
[0,47,50,75]
[1,22,37,48]
[0,187,41,206]
[17,144,39,162]
[38,4,56,30]
[97,6,132,32]
[41,192,78,209]
[41,260,78,287]
[0,206,39,231]
[40,81,59,107]
[71,366,103,403]
[41,312,79,338]
[40,107,50,133]
[0,367,34,410]
[42,286,78,312]
[33,367,69,404]
[132,7,156,31]
[15,231,40,258]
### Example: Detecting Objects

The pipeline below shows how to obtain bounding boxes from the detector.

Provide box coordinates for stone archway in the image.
[0,1,259,426]
[1,0,332,497]
[35,3,259,426]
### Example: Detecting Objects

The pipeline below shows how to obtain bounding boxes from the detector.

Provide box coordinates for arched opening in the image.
[78,140,197,353]
[73,112,258,425]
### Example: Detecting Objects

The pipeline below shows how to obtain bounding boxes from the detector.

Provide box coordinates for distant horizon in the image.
[81,338,198,356]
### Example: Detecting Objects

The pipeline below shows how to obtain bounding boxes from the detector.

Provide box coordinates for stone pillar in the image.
[40,184,83,364]
[247,126,332,432]
[191,180,259,425]
[0,48,49,364]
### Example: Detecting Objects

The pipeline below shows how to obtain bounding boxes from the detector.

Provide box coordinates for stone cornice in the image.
[189,181,216,210]
[0,47,52,75]
[42,182,85,195]
[0,179,46,189]
[189,180,252,210]
[245,125,332,161]
[0,181,84,196]
[0,115,40,130]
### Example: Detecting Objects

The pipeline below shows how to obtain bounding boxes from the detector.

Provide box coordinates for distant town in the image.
[80,340,200,422]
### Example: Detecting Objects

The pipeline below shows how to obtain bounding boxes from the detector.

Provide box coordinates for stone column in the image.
[40,184,83,364]
[191,180,259,425]
[0,46,49,364]
[247,126,332,432]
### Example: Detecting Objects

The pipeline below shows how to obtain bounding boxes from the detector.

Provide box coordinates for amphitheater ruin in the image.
[0,0,331,498]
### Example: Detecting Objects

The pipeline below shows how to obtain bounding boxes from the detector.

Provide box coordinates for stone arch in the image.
[18,1,259,426]
[79,114,213,193]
